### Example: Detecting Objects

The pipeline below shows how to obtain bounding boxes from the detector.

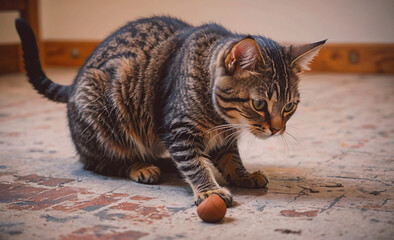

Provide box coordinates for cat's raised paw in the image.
[237,170,268,189]
[194,187,232,208]
[129,163,161,184]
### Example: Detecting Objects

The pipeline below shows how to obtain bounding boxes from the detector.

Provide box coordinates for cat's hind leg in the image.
[128,162,161,184]
[80,154,162,184]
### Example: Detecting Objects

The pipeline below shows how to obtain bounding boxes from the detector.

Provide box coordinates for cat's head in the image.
[213,36,326,138]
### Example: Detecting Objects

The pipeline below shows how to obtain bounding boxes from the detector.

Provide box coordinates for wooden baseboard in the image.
[0,44,22,75]
[43,41,394,74]
[310,43,394,74]
[44,41,99,67]
[0,0,43,74]
[1,41,393,74]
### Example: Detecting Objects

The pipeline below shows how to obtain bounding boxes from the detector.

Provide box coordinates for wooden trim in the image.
[44,41,100,67]
[0,0,42,74]
[42,41,394,74]
[310,43,394,74]
[0,44,20,74]
[0,0,27,11]
[1,40,393,74]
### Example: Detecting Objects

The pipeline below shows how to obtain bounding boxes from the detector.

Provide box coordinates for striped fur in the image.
[15,16,325,207]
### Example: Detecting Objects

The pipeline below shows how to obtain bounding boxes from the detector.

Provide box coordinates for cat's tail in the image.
[15,18,69,103]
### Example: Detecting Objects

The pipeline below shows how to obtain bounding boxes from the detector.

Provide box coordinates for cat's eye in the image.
[284,102,295,112]
[252,99,266,111]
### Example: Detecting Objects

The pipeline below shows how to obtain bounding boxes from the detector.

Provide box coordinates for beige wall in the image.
[0,12,20,43]
[1,0,394,43]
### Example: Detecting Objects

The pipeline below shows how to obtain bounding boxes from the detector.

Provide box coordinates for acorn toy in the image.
[197,194,227,223]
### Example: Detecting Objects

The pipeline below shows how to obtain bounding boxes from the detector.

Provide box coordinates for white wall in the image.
[1,0,394,43]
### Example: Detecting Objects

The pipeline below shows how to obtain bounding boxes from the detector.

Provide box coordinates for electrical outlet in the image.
[348,50,359,64]
[70,48,80,59]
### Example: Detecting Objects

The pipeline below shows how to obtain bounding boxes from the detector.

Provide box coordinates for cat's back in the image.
[83,16,191,70]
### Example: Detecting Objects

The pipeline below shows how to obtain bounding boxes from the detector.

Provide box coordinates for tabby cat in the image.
[15,16,325,207]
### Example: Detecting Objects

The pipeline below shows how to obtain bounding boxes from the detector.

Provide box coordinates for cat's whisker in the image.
[283,135,289,156]
[205,123,249,134]
[225,129,243,151]
[205,126,233,134]
[223,128,241,143]
[218,127,240,143]
[208,129,234,143]
[280,134,290,157]
[279,134,285,153]
[286,124,301,131]
[206,126,238,147]
[285,131,298,143]
[205,123,249,147]
[227,136,239,151]
[205,125,234,134]
[244,131,257,156]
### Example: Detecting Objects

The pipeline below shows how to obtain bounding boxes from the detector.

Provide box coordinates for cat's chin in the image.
[255,134,272,140]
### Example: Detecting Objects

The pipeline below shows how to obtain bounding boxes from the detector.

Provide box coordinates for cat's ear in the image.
[288,39,327,71]
[225,38,266,74]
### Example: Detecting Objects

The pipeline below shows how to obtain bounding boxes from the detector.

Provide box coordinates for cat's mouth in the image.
[255,134,271,140]
[251,126,285,139]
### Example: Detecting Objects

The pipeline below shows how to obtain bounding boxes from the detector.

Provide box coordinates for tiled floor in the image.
[0,68,393,240]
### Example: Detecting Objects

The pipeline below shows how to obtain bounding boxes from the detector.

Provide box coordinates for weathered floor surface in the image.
[0,68,393,240]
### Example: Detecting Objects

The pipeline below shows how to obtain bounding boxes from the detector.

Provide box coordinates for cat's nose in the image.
[270,128,280,135]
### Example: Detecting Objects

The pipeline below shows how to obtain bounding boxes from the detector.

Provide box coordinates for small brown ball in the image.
[197,194,227,223]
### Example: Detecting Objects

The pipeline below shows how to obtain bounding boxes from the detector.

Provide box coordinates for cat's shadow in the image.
[231,164,350,201]
[72,163,348,202]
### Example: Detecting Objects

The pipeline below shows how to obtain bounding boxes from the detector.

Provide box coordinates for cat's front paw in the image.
[236,170,269,189]
[194,187,232,208]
